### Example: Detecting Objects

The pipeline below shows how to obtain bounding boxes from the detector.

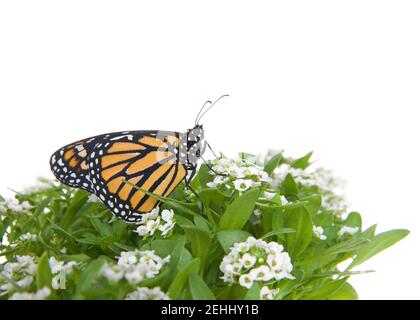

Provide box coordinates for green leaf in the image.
[47,217,78,243]
[62,254,91,263]
[75,257,106,298]
[282,174,298,195]
[261,228,295,239]
[264,152,283,176]
[291,151,313,169]
[183,226,212,267]
[21,195,54,233]
[350,229,409,268]
[193,215,211,232]
[188,273,216,300]
[198,164,214,188]
[36,252,52,290]
[244,282,260,300]
[111,220,128,240]
[328,282,358,300]
[297,237,370,270]
[174,214,195,228]
[285,207,312,257]
[61,189,89,228]
[199,188,227,226]
[362,224,377,240]
[345,212,362,229]
[90,217,113,238]
[271,207,285,231]
[324,237,370,256]
[168,258,200,299]
[302,277,348,300]
[302,194,322,216]
[158,237,187,289]
[219,188,259,230]
[0,219,6,238]
[217,230,251,253]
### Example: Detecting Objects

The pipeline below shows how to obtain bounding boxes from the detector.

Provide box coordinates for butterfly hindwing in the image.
[87,131,187,222]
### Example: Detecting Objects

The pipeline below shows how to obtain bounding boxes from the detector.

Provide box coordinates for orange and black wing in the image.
[50,135,103,192]
[51,131,188,222]
[87,131,187,222]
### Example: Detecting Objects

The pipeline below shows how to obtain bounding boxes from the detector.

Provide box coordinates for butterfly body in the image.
[50,126,205,222]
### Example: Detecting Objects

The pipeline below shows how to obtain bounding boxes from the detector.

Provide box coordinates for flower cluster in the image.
[220,237,294,291]
[134,207,176,238]
[9,287,50,300]
[207,157,272,192]
[0,254,78,296]
[19,233,38,242]
[313,226,327,240]
[102,250,170,284]
[9,232,38,248]
[125,287,170,300]
[49,257,78,290]
[260,286,279,300]
[0,256,37,296]
[23,178,57,194]
[271,164,347,214]
[0,197,32,215]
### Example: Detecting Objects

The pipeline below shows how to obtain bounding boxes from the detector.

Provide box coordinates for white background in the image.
[1,1,419,299]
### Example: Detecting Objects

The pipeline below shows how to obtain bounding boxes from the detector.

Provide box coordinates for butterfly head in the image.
[185,95,229,167]
[186,124,205,166]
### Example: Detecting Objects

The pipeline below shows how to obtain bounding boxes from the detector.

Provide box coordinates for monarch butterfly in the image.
[49,96,227,223]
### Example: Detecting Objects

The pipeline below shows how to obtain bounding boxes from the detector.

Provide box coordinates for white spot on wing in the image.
[110,134,133,141]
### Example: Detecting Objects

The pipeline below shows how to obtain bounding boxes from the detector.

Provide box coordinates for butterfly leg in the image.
[205,141,222,159]
[200,156,229,178]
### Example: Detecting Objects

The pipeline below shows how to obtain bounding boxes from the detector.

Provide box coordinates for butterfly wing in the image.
[50,135,106,192]
[51,131,188,222]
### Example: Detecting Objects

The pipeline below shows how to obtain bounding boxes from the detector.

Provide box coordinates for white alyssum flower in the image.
[270,163,348,215]
[313,226,327,240]
[22,178,57,194]
[0,255,37,295]
[9,287,51,300]
[125,287,170,300]
[102,250,170,285]
[260,286,279,300]
[251,149,285,167]
[134,207,176,238]
[18,233,38,242]
[233,179,253,192]
[48,257,78,290]
[253,209,263,217]
[240,253,257,269]
[158,209,176,236]
[0,198,32,215]
[338,226,359,238]
[322,192,348,214]
[206,157,272,192]
[220,237,294,289]
[262,191,276,200]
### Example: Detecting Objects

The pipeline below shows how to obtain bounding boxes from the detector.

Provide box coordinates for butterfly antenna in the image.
[196,94,229,124]
[195,100,212,126]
